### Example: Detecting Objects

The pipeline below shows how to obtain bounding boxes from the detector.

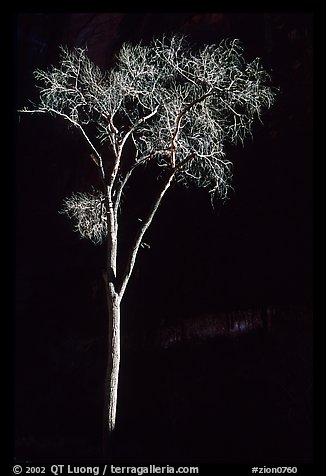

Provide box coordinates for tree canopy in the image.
[22,35,276,246]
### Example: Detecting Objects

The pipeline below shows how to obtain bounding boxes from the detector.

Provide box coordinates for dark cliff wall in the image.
[14,13,313,463]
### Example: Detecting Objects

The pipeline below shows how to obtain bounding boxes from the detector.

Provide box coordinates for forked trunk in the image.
[101,173,174,458]
[102,286,121,458]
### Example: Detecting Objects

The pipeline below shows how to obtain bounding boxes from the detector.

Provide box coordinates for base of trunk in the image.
[102,288,121,460]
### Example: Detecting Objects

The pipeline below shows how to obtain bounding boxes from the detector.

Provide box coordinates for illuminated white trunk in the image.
[102,191,120,454]
[106,292,120,430]
[103,285,120,453]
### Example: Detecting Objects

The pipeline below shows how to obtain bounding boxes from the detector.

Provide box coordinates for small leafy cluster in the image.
[60,191,107,245]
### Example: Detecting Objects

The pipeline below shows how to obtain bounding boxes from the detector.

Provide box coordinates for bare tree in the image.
[19,34,276,454]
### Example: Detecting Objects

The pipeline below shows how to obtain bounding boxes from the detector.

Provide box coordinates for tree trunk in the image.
[102,286,121,458]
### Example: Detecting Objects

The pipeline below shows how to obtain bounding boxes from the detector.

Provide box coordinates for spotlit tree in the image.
[20,34,276,453]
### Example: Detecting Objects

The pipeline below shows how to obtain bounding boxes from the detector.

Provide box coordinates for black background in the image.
[14,12,313,465]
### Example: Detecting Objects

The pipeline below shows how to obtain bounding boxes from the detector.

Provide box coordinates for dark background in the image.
[14,13,312,464]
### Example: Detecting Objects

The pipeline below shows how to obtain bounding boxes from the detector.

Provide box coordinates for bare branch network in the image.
[21,35,276,245]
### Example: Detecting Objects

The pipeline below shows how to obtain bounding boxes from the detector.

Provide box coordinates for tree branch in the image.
[117,172,174,300]
[109,105,160,194]
[20,107,106,183]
